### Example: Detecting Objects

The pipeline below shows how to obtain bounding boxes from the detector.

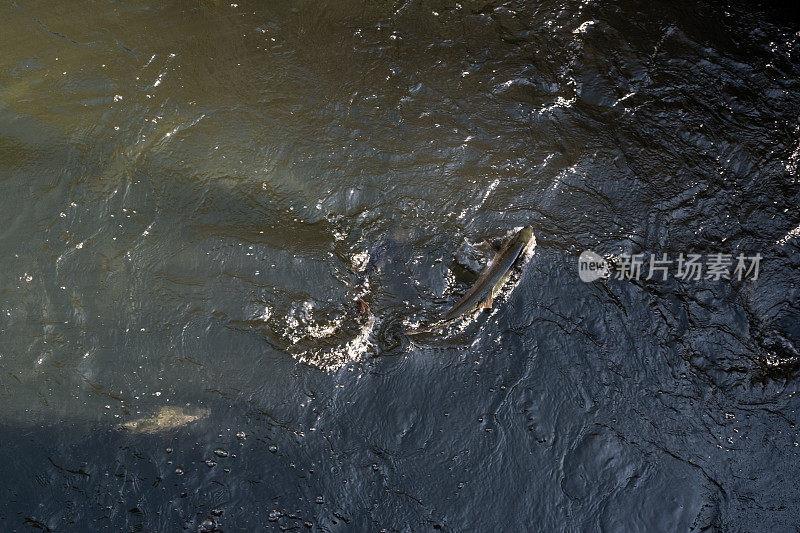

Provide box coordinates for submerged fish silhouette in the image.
[120,406,209,434]
[407,225,534,335]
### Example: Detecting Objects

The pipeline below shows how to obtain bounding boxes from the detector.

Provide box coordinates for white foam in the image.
[351,251,370,272]
[573,20,597,34]
[777,224,800,246]
[294,313,375,372]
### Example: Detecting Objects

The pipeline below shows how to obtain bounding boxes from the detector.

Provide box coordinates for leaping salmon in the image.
[407,225,534,335]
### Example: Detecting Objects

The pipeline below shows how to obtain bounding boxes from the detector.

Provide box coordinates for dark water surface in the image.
[2,0,800,530]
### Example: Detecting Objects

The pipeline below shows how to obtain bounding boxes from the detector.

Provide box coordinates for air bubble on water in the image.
[175,467,184,475]
[268,444,278,453]
[214,448,228,458]
[205,459,217,468]
[236,431,246,440]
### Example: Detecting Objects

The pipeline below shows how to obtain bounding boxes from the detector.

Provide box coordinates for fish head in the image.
[517,225,536,259]
[518,225,534,244]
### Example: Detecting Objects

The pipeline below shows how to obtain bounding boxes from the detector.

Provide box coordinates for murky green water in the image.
[2,0,800,530]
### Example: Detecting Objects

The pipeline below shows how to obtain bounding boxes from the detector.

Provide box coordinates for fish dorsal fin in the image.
[484,238,501,252]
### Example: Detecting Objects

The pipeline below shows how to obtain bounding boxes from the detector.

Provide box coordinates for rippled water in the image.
[2,0,800,530]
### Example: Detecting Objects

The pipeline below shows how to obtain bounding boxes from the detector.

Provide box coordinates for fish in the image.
[120,406,210,434]
[407,225,534,335]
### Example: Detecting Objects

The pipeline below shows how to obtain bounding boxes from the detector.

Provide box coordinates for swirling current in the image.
[1,0,800,530]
